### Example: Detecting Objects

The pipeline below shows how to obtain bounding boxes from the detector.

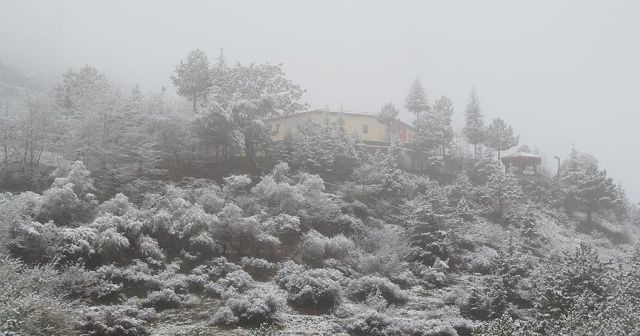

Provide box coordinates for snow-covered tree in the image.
[281,119,362,177]
[485,163,522,221]
[484,118,519,160]
[561,151,618,223]
[404,77,429,117]
[536,243,613,320]
[198,62,306,169]
[377,103,399,142]
[414,96,454,156]
[463,90,486,159]
[55,65,110,114]
[170,49,213,112]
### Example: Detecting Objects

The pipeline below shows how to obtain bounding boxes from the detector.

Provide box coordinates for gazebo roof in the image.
[501,152,542,163]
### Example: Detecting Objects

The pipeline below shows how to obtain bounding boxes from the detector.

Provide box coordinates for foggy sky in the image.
[1,0,639,200]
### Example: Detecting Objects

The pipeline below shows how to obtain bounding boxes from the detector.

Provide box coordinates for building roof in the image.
[501,152,542,162]
[267,109,415,130]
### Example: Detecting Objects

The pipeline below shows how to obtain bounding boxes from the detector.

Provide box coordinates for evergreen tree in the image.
[520,206,544,250]
[414,96,454,156]
[485,118,519,161]
[404,77,429,117]
[561,157,618,224]
[55,64,110,114]
[486,163,522,221]
[377,102,399,142]
[535,243,614,323]
[463,89,486,159]
[432,96,454,156]
[170,49,213,112]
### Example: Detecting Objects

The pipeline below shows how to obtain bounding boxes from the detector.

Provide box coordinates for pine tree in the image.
[463,89,486,159]
[404,77,429,117]
[485,118,519,160]
[520,206,544,250]
[377,103,399,141]
[561,158,618,224]
[535,243,614,323]
[486,163,522,221]
[414,96,454,156]
[170,49,213,112]
[432,96,454,156]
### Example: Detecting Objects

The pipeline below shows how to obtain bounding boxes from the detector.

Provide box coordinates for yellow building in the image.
[267,110,415,145]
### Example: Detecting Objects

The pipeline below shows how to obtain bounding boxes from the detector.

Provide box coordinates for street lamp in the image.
[553,155,561,178]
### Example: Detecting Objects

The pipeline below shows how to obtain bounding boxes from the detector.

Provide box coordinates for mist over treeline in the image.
[2,1,640,334]
[1,47,639,335]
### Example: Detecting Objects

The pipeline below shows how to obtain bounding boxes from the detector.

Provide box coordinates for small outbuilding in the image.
[501,152,542,176]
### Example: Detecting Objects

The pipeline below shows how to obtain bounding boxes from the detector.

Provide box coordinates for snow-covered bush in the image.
[0,255,75,336]
[54,265,120,302]
[241,257,277,279]
[222,174,252,198]
[345,310,401,336]
[52,160,95,197]
[206,269,256,297]
[359,225,410,278]
[278,267,344,311]
[97,193,134,216]
[262,213,302,251]
[212,286,285,326]
[96,260,162,295]
[77,303,154,336]
[346,275,408,305]
[298,230,357,266]
[141,288,198,310]
[38,185,85,224]
[142,288,182,310]
[137,235,166,264]
[194,185,225,214]
[344,310,462,336]
[191,257,242,281]
[98,228,131,261]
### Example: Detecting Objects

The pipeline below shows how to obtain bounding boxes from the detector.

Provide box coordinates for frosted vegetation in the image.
[0,52,639,335]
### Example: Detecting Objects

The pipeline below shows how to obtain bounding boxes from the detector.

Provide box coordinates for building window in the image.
[362,124,368,134]
[275,123,280,134]
[523,165,536,175]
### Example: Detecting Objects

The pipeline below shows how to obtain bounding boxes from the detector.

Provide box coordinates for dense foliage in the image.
[0,56,637,335]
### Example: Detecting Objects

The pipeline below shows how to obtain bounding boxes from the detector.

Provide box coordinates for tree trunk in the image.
[474,144,477,159]
[192,94,197,112]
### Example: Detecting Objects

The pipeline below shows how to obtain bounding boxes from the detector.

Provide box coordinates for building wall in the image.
[268,111,414,143]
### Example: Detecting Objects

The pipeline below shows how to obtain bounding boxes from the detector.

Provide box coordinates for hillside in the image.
[1,57,639,336]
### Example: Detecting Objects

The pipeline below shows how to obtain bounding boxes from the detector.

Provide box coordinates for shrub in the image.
[0,256,75,336]
[192,256,240,274]
[212,287,284,326]
[346,310,400,336]
[298,230,356,265]
[279,267,343,312]
[346,275,408,305]
[206,270,256,297]
[98,228,131,261]
[54,265,121,302]
[38,185,83,224]
[137,235,166,264]
[345,310,461,336]
[96,260,162,296]
[142,288,182,310]
[262,214,301,248]
[241,257,277,279]
[77,303,154,336]
[97,193,134,216]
